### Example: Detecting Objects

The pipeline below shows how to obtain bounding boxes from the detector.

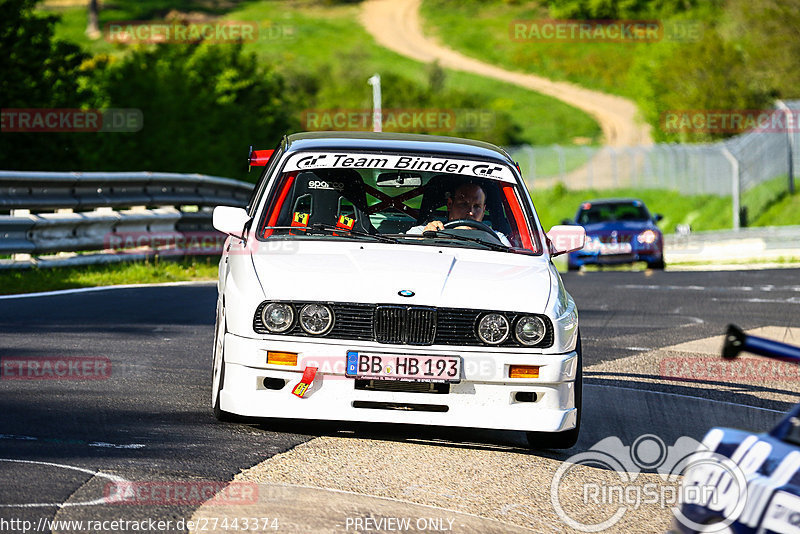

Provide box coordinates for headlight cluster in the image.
[637,230,658,244]
[477,313,547,346]
[260,302,334,335]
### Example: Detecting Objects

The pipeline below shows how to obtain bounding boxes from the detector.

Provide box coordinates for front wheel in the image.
[212,299,236,422]
[647,259,666,270]
[526,333,582,450]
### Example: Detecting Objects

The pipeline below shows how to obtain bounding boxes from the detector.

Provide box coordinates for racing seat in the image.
[276,170,375,234]
[416,175,512,237]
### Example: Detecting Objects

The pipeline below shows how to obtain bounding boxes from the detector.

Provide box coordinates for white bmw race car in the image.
[211,132,585,449]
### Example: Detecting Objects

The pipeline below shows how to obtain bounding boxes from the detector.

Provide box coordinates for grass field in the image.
[0,256,218,295]
[41,0,601,146]
[419,0,645,99]
[532,177,797,232]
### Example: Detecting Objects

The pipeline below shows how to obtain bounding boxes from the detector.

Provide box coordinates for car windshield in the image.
[577,201,650,224]
[256,151,539,253]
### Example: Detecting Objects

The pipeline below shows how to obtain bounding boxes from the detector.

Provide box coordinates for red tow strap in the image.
[292,367,317,398]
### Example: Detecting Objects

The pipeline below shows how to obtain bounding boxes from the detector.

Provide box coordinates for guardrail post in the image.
[523,145,536,189]
[583,146,594,189]
[721,146,741,231]
[554,145,566,184]
[776,100,796,194]
[9,209,31,263]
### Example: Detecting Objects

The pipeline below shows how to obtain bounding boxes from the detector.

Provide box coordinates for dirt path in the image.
[360,0,652,148]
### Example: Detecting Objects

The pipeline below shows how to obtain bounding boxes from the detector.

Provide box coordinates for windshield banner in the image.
[283,152,516,182]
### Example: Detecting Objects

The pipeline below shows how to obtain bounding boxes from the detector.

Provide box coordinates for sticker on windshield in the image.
[284,152,516,182]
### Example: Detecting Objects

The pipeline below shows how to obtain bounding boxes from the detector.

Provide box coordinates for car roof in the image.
[579,198,646,206]
[282,131,515,165]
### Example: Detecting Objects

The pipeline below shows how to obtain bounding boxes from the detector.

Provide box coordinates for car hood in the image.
[249,241,553,313]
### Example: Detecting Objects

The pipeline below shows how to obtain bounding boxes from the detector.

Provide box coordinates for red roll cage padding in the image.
[261,172,296,237]
[249,149,274,168]
[502,184,534,251]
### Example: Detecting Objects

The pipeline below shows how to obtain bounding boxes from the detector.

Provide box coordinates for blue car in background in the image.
[563,198,665,271]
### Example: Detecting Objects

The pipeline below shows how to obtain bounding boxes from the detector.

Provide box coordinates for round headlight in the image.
[515,315,547,345]
[477,313,510,345]
[261,302,294,333]
[637,230,657,244]
[299,304,334,335]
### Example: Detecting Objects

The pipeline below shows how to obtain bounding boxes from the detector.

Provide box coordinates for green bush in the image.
[0,0,92,170]
[546,0,706,18]
[80,43,293,181]
[630,27,771,143]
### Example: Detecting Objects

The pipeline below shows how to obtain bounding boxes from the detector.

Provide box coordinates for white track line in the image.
[0,459,130,508]
[0,280,216,300]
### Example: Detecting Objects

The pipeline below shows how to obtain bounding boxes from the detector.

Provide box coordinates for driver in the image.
[407,182,511,246]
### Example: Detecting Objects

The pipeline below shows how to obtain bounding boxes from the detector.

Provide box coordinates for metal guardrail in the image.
[2,170,798,269]
[665,225,800,264]
[665,225,800,247]
[0,171,254,268]
[0,171,253,211]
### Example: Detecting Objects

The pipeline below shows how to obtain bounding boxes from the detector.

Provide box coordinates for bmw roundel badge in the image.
[398,289,415,297]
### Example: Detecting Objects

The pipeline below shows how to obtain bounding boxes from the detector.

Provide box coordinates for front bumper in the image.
[219,333,579,433]
[570,247,663,267]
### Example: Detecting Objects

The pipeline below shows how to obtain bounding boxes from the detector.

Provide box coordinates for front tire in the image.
[647,258,666,270]
[526,333,582,450]
[212,299,235,422]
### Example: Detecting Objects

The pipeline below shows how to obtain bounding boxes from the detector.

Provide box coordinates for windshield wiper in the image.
[392,230,510,252]
[263,224,400,244]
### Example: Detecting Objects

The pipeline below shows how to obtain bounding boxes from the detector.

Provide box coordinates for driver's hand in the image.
[424,220,444,232]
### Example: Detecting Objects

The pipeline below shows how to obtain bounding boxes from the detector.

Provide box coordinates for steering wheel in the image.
[443,218,497,238]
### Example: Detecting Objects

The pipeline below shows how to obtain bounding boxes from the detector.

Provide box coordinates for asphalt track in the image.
[0,269,798,533]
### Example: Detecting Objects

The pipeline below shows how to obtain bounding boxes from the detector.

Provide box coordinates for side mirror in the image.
[546,225,586,256]
[213,206,251,238]
[653,213,663,222]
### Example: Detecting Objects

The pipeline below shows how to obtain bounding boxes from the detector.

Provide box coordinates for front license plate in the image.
[346,351,461,383]
[598,242,632,255]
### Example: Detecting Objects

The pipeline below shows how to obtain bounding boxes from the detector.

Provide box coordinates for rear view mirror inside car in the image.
[376,172,423,187]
